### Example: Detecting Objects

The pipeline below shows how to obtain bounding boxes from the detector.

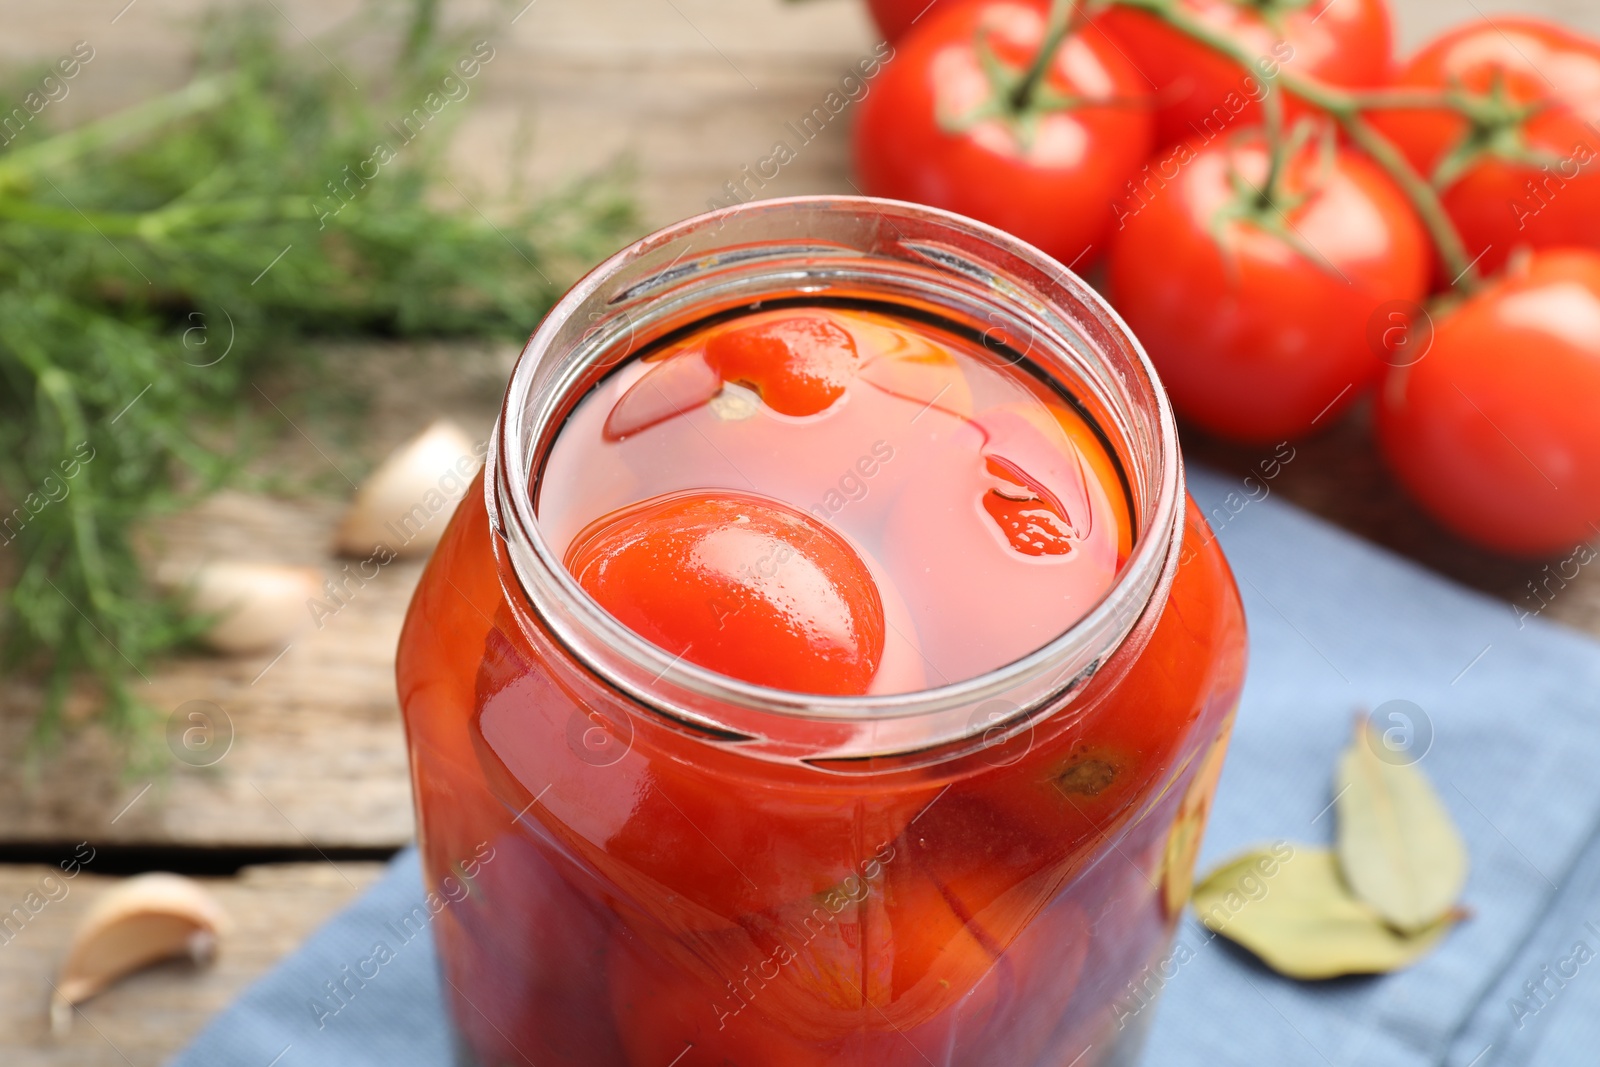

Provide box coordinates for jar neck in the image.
[486,196,1183,765]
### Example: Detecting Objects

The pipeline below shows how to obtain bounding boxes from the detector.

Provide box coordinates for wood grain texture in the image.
[0,862,385,1067]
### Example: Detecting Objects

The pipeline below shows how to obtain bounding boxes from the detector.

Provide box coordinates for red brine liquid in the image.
[397,301,1246,1066]
[540,304,1133,693]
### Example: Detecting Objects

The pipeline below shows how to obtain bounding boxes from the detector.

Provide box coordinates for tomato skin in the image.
[974,497,1244,857]
[436,832,627,1067]
[853,0,1155,269]
[1093,0,1393,149]
[565,491,887,695]
[608,917,992,1067]
[1377,250,1600,556]
[865,0,958,43]
[1366,18,1600,279]
[608,928,822,1067]
[705,314,860,417]
[1105,130,1429,444]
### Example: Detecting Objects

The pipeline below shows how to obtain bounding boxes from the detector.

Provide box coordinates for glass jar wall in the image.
[395,197,1247,1067]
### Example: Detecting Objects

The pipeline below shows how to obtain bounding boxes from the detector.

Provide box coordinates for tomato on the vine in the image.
[1106,127,1429,444]
[853,0,1154,270]
[1366,18,1600,279]
[1094,0,1393,149]
[1377,250,1600,556]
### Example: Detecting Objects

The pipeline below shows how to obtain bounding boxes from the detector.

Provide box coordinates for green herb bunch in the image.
[0,4,636,744]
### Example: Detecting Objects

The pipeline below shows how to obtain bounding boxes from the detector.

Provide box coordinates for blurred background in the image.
[1,0,1597,1063]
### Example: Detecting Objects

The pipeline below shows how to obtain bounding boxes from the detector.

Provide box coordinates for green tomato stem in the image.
[1256,48,1288,208]
[1338,112,1481,288]
[1344,88,1461,112]
[1011,0,1078,111]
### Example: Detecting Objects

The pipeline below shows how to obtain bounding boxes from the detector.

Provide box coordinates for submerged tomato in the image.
[1377,250,1600,556]
[968,497,1243,877]
[436,833,625,1066]
[978,895,1091,1064]
[705,313,861,417]
[1106,128,1429,443]
[608,930,820,1067]
[883,794,1040,995]
[1367,18,1600,279]
[973,404,1106,559]
[854,0,1154,268]
[1094,0,1392,149]
[608,916,987,1066]
[565,491,886,694]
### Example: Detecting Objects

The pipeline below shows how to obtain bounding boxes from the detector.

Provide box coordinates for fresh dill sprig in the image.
[0,5,637,748]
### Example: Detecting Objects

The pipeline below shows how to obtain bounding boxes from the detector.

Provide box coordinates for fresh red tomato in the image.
[1105,128,1429,444]
[853,0,1155,269]
[1094,0,1393,150]
[1377,249,1600,556]
[864,0,960,43]
[565,491,886,694]
[1366,18,1600,279]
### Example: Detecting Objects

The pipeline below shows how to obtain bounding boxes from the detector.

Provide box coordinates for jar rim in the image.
[489,195,1183,744]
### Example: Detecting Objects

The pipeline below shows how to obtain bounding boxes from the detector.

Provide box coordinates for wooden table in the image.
[2,0,1597,1062]
[0,863,386,1067]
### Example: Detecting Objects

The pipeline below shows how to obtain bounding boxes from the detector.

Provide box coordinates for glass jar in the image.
[396,196,1247,1067]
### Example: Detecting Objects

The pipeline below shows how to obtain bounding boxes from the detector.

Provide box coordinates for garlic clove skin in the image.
[173,561,322,654]
[51,873,229,1032]
[334,419,481,559]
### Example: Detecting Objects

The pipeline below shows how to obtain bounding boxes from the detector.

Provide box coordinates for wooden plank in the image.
[0,491,423,848]
[0,862,386,1067]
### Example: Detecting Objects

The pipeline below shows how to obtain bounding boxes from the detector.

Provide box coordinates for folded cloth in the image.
[1143,470,1600,1067]
[173,468,1600,1067]
[171,849,452,1067]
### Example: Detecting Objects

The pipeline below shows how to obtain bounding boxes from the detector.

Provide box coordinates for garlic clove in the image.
[51,873,229,1032]
[334,419,481,559]
[171,561,322,654]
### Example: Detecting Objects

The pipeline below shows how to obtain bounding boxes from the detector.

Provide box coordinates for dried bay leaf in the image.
[1192,846,1456,979]
[1335,720,1468,933]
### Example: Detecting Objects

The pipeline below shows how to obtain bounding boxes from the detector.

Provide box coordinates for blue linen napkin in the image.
[173,468,1600,1067]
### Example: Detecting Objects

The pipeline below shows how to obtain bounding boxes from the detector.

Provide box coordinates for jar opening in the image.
[489,196,1183,761]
